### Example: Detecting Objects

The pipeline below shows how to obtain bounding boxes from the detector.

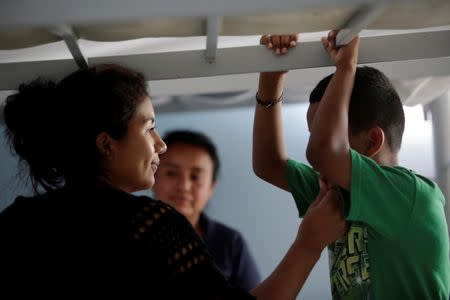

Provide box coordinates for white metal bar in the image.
[205,16,222,63]
[0,0,376,27]
[90,30,450,79]
[50,26,89,69]
[336,2,387,46]
[1,30,449,92]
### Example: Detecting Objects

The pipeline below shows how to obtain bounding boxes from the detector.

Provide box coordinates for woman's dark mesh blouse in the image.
[0,186,254,299]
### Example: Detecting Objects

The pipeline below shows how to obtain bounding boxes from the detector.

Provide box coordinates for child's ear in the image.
[366,127,385,158]
[96,132,115,160]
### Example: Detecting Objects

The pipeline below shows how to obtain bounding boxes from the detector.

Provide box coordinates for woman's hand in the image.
[296,179,348,254]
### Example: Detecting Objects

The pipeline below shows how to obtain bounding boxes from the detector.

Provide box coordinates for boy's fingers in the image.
[280,35,290,50]
[328,30,338,40]
[322,38,339,58]
[272,35,282,50]
[321,36,328,47]
[328,30,339,42]
[260,35,269,45]
[260,35,274,49]
[329,37,336,49]
[261,34,299,52]
[260,35,274,50]
[327,30,338,49]
[289,34,299,47]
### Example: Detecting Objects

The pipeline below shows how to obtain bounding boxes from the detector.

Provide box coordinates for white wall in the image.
[0,103,434,299]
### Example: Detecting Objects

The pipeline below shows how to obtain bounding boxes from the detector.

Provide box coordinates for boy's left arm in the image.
[306,31,359,191]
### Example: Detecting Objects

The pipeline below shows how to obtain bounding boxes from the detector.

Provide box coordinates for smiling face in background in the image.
[153,142,216,225]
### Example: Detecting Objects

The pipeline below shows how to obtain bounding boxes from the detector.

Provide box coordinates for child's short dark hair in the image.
[309,66,405,153]
[162,130,220,181]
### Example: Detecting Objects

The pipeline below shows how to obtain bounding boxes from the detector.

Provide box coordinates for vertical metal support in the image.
[336,2,387,46]
[50,25,88,69]
[429,90,450,239]
[205,16,222,63]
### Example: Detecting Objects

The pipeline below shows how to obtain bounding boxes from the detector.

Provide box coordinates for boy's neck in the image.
[372,150,398,167]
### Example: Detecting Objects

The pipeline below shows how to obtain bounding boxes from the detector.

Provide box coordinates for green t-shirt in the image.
[286,149,450,300]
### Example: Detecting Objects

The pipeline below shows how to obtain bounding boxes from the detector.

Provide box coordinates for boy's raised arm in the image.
[306,31,360,190]
[252,34,297,192]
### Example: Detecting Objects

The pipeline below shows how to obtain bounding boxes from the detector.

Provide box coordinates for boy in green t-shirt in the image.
[253,32,450,299]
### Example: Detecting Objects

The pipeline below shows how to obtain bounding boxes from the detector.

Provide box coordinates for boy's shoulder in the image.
[399,166,444,200]
[380,164,444,203]
[351,150,442,196]
[351,149,419,180]
[388,165,438,188]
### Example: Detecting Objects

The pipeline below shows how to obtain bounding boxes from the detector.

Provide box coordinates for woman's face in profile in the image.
[103,97,167,193]
[153,143,216,224]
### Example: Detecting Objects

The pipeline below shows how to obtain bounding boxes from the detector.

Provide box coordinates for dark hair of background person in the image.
[162,130,220,181]
[3,64,148,192]
[309,66,405,153]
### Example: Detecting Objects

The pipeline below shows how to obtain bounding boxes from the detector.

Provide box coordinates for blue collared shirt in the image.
[200,213,261,291]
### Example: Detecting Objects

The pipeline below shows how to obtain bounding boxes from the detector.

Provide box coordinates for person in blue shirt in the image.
[153,130,261,291]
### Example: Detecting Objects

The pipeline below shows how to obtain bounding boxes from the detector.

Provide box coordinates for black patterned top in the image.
[0,186,255,299]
